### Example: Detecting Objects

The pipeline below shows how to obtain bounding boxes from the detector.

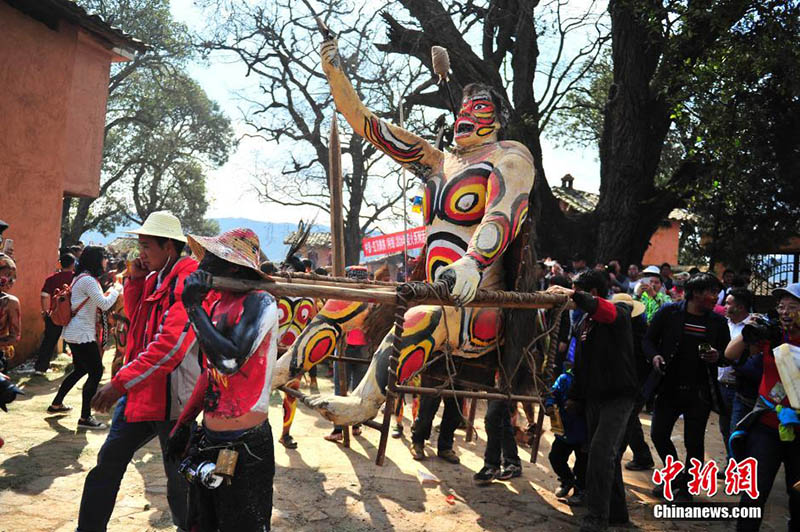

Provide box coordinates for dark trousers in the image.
[34,316,62,372]
[623,396,654,465]
[77,398,189,531]
[731,393,755,432]
[718,383,736,459]
[191,422,275,531]
[484,399,520,468]
[583,396,634,531]
[736,422,800,532]
[53,341,103,419]
[650,386,712,489]
[549,437,588,489]
[411,395,460,452]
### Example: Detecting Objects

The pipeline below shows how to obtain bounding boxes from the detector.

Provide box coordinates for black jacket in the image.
[568,294,639,402]
[642,301,730,409]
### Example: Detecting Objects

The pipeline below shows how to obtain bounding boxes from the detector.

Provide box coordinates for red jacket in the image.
[112,257,201,422]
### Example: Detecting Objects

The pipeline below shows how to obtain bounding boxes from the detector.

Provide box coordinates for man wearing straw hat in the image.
[78,211,201,532]
[166,228,278,531]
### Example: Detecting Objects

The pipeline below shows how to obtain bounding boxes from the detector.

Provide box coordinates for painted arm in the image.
[320,39,443,177]
[0,295,20,346]
[436,146,534,304]
[186,290,276,376]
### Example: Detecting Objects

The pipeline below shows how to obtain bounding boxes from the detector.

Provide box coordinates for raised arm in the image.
[320,39,443,177]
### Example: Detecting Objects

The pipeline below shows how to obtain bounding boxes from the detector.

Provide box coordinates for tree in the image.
[61,0,232,245]
[197,0,436,265]
[555,0,800,267]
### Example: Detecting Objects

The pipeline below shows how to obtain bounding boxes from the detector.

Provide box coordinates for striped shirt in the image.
[61,274,119,344]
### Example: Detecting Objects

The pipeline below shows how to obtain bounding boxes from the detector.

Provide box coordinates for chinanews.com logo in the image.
[649,457,762,521]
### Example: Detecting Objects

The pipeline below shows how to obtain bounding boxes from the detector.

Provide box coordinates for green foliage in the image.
[61,0,232,244]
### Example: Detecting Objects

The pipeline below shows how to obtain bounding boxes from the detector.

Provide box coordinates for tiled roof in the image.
[7,0,147,56]
[284,231,332,248]
[551,186,692,221]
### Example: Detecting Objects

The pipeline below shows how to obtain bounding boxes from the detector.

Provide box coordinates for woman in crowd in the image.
[48,245,120,429]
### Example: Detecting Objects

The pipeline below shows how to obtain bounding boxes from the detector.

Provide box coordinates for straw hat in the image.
[611,293,646,318]
[187,228,271,279]
[126,211,187,243]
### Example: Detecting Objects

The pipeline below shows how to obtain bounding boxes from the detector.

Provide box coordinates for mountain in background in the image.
[81,218,329,261]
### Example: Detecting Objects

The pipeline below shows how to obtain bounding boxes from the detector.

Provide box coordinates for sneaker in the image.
[625,460,655,471]
[565,489,584,506]
[47,404,72,414]
[437,448,460,464]
[474,466,499,486]
[391,424,403,439]
[279,434,298,449]
[555,480,574,498]
[411,442,426,461]
[497,463,522,480]
[77,417,107,430]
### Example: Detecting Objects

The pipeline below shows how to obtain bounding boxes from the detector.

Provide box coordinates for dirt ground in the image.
[0,351,790,531]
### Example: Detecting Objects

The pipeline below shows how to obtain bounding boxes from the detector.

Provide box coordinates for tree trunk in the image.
[593,0,673,266]
[60,196,95,247]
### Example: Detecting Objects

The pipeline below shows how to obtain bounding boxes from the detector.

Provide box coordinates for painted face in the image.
[0,257,16,291]
[776,296,800,332]
[454,93,499,147]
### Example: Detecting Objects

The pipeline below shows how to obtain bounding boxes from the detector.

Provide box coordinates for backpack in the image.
[49,274,91,327]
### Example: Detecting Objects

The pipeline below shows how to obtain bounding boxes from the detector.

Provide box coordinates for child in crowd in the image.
[547,360,588,504]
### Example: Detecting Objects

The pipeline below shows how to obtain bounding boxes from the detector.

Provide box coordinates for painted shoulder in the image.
[498,140,534,165]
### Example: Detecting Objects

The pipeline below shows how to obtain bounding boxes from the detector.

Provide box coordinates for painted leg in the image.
[272,300,368,389]
[281,377,300,438]
[303,305,459,425]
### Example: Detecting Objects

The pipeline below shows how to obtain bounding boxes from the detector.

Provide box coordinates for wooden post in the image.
[328,112,350,447]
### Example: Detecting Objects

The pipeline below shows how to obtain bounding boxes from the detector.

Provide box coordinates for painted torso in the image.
[204,291,276,419]
[423,140,532,290]
[277,296,319,350]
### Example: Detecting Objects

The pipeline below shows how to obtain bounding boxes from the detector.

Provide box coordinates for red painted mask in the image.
[454,94,498,146]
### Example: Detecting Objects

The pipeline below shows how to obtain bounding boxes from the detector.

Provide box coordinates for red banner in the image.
[362,226,426,257]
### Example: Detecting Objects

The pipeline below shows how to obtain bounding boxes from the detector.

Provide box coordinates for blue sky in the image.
[169,0,602,229]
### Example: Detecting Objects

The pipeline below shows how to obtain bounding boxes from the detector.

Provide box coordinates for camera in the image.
[741,315,783,346]
[0,374,24,412]
[178,457,223,489]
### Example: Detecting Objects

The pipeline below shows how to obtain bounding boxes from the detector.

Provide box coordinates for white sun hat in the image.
[125,211,187,243]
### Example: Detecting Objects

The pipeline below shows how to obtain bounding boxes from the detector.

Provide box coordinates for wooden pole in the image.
[328,112,350,447]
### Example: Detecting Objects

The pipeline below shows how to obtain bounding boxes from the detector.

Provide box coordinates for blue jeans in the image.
[77,398,189,531]
[736,422,800,531]
[731,393,756,433]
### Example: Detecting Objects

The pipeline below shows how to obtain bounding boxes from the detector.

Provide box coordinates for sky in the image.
[170,0,603,228]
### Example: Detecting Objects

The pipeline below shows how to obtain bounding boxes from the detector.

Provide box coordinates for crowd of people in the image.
[0,211,798,532]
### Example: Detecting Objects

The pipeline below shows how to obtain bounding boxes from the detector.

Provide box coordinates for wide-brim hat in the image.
[126,211,187,243]
[641,265,662,278]
[187,228,271,279]
[611,293,646,318]
[773,282,800,302]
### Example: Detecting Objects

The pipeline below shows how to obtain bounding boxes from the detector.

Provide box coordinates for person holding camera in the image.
[725,283,800,531]
[643,273,730,501]
[166,228,278,531]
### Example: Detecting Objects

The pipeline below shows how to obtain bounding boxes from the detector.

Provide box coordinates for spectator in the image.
[549,270,638,530]
[34,253,76,375]
[550,275,573,373]
[627,264,641,290]
[644,273,730,501]
[635,270,670,323]
[546,360,588,504]
[47,246,120,429]
[78,211,199,531]
[718,287,753,463]
[0,254,20,372]
[410,391,462,464]
[688,267,701,275]
[668,286,685,302]
[613,293,655,472]
[571,254,589,280]
[717,268,736,305]
[725,282,800,531]
[606,260,629,294]
[738,267,753,287]
[660,263,674,291]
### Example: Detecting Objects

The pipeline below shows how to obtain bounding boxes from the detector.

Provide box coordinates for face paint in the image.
[454,93,499,147]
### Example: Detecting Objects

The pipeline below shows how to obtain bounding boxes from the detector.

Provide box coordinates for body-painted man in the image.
[168,229,278,532]
[271,38,535,426]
